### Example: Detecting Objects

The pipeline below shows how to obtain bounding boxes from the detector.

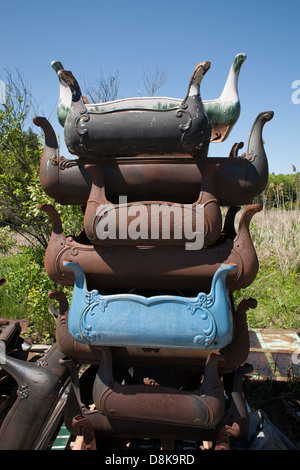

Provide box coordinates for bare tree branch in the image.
[83,66,170,103]
[133,66,170,97]
[142,66,169,96]
[83,70,120,103]
[2,69,32,126]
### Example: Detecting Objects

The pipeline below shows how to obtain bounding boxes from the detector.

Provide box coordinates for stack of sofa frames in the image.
[32,53,273,449]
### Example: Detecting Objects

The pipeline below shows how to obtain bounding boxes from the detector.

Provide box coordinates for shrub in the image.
[0,245,72,343]
[234,208,300,329]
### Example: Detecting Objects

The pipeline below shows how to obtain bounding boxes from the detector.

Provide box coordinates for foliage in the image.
[0,69,83,342]
[0,69,299,341]
[0,70,83,249]
[0,226,15,254]
[234,267,299,329]
[254,172,300,209]
[0,245,73,343]
[0,70,50,247]
[233,208,300,329]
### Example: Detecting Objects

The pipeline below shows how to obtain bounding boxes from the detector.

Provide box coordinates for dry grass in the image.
[249,208,300,273]
[233,208,300,329]
[233,207,300,273]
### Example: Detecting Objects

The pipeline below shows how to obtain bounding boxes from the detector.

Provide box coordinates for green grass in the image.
[0,245,72,343]
[234,208,300,330]
[234,267,299,329]
[0,208,299,342]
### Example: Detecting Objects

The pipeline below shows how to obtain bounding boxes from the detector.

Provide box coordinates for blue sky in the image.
[1,0,300,174]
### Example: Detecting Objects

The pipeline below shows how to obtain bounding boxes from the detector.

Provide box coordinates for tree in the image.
[0,70,48,247]
[0,64,170,251]
[141,66,169,97]
[83,70,120,103]
[83,66,169,102]
[0,70,83,250]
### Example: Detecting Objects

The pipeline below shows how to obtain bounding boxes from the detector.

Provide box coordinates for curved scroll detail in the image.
[58,62,211,158]
[176,106,193,138]
[0,344,69,450]
[63,262,236,350]
[52,54,246,143]
[74,112,90,136]
[91,348,226,429]
[83,163,222,248]
[35,111,272,207]
[54,295,255,374]
[40,203,261,292]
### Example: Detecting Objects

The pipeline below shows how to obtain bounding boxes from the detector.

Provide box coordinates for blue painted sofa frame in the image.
[64,262,236,350]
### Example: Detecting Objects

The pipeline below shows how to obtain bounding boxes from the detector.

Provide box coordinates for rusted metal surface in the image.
[248,329,300,380]
[83,163,222,247]
[0,343,70,450]
[62,353,221,441]
[55,326,299,450]
[215,363,253,449]
[34,111,273,207]
[0,52,277,450]
[49,290,258,450]
[0,319,22,352]
[40,203,261,292]
[0,283,66,450]
[220,298,257,373]
[72,415,97,450]
[60,354,252,448]
[254,329,299,352]
[92,349,225,427]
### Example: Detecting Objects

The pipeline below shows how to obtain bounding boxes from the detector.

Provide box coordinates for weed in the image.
[0,245,72,343]
[234,208,300,329]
